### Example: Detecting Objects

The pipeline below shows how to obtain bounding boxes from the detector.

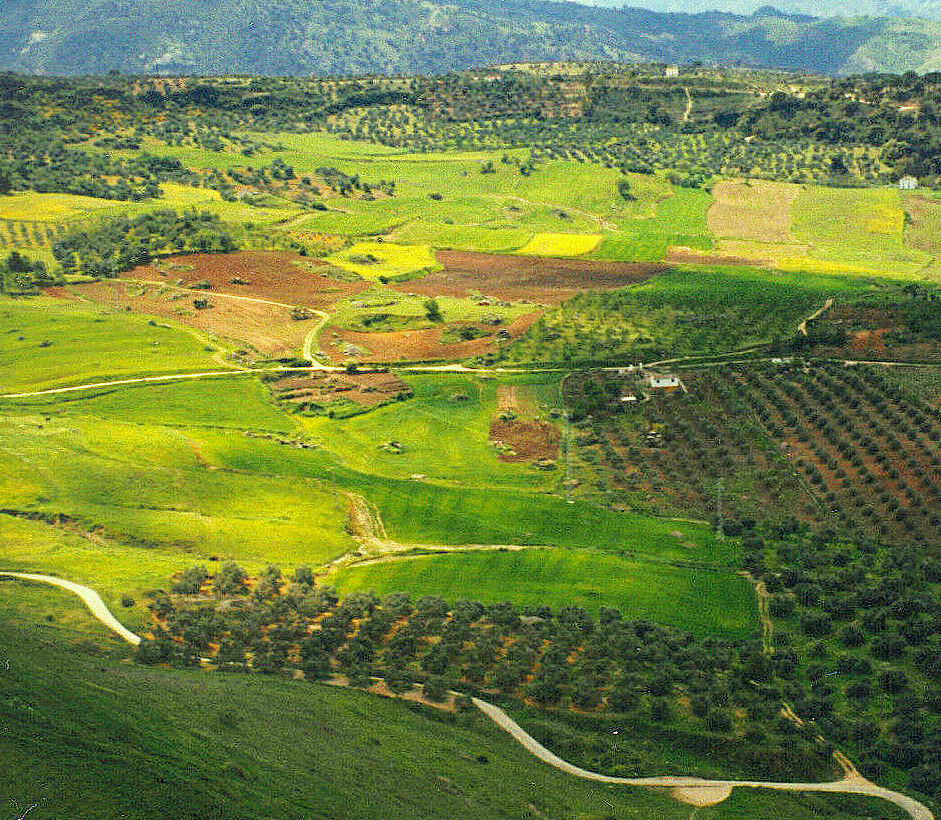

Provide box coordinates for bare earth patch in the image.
[129,251,369,310]
[268,370,412,409]
[395,251,664,305]
[324,312,541,363]
[671,784,733,806]
[489,418,560,462]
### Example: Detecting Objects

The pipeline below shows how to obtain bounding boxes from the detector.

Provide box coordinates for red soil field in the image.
[393,251,664,305]
[126,251,369,310]
[489,418,560,463]
[268,371,413,408]
[323,313,541,364]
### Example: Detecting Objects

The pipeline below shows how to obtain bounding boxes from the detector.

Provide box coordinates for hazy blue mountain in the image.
[1,0,940,76]
[581,1,941,17]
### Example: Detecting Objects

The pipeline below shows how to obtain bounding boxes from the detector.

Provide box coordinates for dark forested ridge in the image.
[2,0,941,76]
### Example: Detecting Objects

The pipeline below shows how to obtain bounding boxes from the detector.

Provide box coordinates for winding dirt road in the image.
[0,571,140,645]
[475,698,934,820]
[1,570,933,820]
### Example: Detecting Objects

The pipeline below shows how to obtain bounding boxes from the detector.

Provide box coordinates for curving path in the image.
[1,570,934,820]
[475,698,934,820]
[0,571,140,645]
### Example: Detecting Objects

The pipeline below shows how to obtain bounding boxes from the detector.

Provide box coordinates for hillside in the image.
[593,1,941,19]
[2,0,941,75]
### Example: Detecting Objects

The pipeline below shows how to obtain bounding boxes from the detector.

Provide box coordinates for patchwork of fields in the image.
[3,122,941,820]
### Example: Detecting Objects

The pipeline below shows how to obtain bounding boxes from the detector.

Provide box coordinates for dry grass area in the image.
[903,193,941,256]
[58,279,310,359]
[707,180,801,244]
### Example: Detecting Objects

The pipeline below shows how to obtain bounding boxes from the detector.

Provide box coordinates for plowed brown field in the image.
[393,251,663,305]
[324,313,541,363]
[127,251,368,309]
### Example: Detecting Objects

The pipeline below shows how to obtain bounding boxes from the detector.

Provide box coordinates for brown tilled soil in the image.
[268,371,412,408]
[851,328,890,356]
[127,251,369,309]
[323,312,541,363]
[54,279,310,359]
[489,418,560,463]
[813,306,941,362]
[392,251,664,305]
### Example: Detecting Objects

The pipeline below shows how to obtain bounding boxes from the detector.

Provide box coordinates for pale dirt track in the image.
[474,698,935,820]
[6,356,941,400]
[1,571,934,820]
[0,571,140,645]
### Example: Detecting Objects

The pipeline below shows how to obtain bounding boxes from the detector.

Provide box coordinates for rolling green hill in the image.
[2,0,941,76]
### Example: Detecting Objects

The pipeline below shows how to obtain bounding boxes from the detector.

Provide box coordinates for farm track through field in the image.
[0,571,933,820]
[121,278,332,366]
[798,297,834,336]
[6,356,941,399]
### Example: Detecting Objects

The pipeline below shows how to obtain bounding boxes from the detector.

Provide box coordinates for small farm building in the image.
[665,65,679,78]
[899,176,918,190]
[647,373,680,392]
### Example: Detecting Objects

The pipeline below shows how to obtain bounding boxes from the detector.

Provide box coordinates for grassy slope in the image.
[0,296,223,392]
[0,407,355,572]
[0,585,906,820]
[302,373,555,489]
[332,547,756,637]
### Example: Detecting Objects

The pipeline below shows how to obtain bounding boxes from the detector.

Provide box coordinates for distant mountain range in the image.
[585,1,941,18]
[2,0,941,77]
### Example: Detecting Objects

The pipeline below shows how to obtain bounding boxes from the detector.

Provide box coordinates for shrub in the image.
[800,612,832,637]
[213,562,247,596]
[172,564,209,595]
[769,594,795,618]
[878,668,909,694]
[423,676,449,702]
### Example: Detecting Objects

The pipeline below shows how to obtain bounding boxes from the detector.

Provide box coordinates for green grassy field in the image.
[0,513,189,630]
[0,408,355,572]
[594,186,713,261]
[0,584,902,820]
[303,373,556,488]
[4,375,298,431]
[333,547,757,637]
[0,296,225,392]
[0,371,736,620]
